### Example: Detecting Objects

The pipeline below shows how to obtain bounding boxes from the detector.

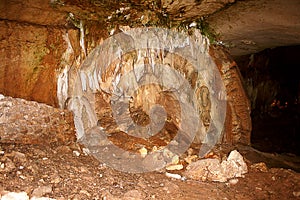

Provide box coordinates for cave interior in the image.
[0,0,300,163]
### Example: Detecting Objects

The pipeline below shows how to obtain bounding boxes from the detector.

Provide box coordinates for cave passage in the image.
[238,46,300,156]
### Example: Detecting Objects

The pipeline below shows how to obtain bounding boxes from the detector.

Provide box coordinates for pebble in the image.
[138,147,147,158]
[31,197,56,200]
[82,148,90,155]
[31,186,53,197]
[1,191,29,200]
[250,162,268,172]
[228,178,239,185]
[165,172,182,180]
[73,150,80,157]
[293,191,300,197]
[166,164,183,171]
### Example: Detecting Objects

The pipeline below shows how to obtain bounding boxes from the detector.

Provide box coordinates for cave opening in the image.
[236,45,300,156]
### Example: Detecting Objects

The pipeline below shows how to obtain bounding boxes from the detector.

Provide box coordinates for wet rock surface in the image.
[0,95,300,199]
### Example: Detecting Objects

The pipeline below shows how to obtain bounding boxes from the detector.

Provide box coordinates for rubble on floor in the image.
[184,150,248,182]
[0,94,76,146]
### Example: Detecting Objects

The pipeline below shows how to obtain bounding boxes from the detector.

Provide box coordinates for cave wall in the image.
[210,46,251,145]
[0,1,251,145]
[0,12,107,107]
[0,20,65,106]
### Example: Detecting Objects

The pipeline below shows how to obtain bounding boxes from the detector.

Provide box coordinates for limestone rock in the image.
[1,191,29,200]
[184,150,248,182]
[123,190,145,200]
[0,95,76,146]
[31,186,53,198]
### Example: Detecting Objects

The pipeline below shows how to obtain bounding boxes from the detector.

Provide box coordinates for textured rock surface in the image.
[209,45,251,144]
[0,0,251,146]
[0,94,76,146]
[208,0,300,56]
[184,150,248,182]
[0,20,66,106]
[0,96,299,199]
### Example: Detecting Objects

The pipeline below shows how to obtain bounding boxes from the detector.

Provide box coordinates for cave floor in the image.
[0,96,300,199]
[0,142,300,200]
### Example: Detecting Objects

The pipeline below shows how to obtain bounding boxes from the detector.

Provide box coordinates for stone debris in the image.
[138,147,147,158]
[31,186,53,198]
[184,155,198,164]
[165,172,183,180]
[166,164,184,171]
[1,191,29,200]
[0,191,56,200]
[0,94,76,146]
[227,178,239,185]
[250,162,268,172]
[184,150,248,182]
[293,191,300,197]
[72,150,81,157]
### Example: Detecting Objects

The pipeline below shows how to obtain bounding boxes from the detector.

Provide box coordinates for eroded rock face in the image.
[209,46,251,145]
[0,0,251,148]
[207,0,300,56]
[0,20,66,106]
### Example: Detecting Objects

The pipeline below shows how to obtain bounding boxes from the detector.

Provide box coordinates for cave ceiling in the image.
[1,0,300,57]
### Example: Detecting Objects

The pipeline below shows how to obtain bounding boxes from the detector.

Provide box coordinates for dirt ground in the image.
[1,142,300,200]
[1,95,300,200]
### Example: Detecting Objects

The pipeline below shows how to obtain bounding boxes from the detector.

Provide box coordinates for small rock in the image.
[184,150,248,182]
[228,178,239,185]
[221,150,248,178]
[123,189,145,200]
[82,148,90,155]
[0,158,16,173]
[139,147,147,158]
[250,162,268,172]
[72,150,80,157]
[184,155,198,164]
[1,191,29,200]
[31,186,52,197]
[165,172,182,180]
[9,151,27,163]
[293,191,300,197]
[50,174,62,184]
[166,164,183,171]
[171,155,179,165]
[55,146,72,154]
